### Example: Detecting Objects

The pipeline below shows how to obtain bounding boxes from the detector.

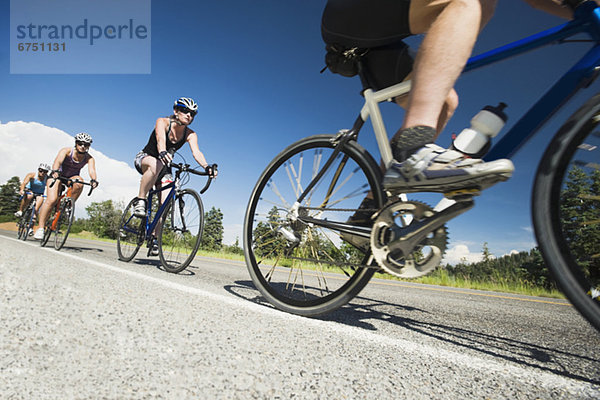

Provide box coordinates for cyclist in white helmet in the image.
[14,162,50,221]
[132,97,217,255]
[34,133,99,240]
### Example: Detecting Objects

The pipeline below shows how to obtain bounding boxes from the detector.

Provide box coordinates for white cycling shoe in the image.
[33,227,45,240]
[383,143,514,194]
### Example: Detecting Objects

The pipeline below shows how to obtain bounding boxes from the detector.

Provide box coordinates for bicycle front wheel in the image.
[158,189,204,273]
[533,93,600,332]
[54,200,74,250]
[17,213,27,240]
[40,215,53,247]
[21,206,35,241]
[244,134,384,316]
[117,198,145,262]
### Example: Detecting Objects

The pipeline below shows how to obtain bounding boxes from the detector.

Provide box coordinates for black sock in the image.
[390,126,436,162]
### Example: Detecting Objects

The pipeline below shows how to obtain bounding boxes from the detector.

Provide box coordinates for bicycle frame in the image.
[144,180,177,237]
[356,1,600,168]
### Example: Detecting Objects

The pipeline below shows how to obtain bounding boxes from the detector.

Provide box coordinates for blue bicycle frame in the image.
[144,181,177,236]
[471,1,600,161]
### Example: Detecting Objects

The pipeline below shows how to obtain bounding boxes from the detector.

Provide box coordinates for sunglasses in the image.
[176,106,197,117]
[76,141,91,147]
[38,169,48,173]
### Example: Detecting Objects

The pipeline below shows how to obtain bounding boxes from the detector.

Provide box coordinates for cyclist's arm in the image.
[86,156,98,183]
[186,131,210,170]
[19,172,35,194]
[50,147,70,178]
[154,117,173,165]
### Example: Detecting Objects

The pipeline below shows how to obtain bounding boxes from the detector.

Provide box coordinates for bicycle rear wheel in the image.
[117,198,145,262]
[533,93,600,332]
[54,200,74,250]
[244,134,384,316]
[158,189,203,273]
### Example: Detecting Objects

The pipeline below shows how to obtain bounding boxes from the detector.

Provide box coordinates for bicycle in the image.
[16,191,44,241]
[40,176,95,250]
[243,0,600,330]
[117,161,217,274]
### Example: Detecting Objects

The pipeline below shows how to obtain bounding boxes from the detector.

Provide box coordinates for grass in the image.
[63,230,564,299]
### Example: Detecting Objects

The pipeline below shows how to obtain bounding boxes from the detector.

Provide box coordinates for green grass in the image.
[64,231,563,299]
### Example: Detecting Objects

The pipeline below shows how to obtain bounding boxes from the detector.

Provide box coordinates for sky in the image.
[2,0,600,264]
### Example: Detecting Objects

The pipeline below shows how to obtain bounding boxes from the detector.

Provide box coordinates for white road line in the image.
[1,235,596,394]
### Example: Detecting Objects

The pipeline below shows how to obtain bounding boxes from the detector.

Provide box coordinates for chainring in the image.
[370,200,448,278]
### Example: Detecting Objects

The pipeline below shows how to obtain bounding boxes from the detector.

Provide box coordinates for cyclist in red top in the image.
[34,133,99,240]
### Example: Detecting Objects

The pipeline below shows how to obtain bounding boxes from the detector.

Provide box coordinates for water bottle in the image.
[452,102,508,158]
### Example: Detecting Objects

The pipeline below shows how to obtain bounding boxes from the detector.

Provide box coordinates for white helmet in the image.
[173,97,198,112]
[75,132,93,144]
[38,163,51,172]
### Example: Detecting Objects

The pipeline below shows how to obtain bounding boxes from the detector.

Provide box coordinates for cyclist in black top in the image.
[133,97,217,218]
[322,0,574,193]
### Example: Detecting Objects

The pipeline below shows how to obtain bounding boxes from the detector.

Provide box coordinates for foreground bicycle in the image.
[40,176,95,250]
[16,191,44,241]
[117,161,216,274]
[244,0,600,330]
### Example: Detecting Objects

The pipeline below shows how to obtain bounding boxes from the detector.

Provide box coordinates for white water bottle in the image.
[452,102,508,158]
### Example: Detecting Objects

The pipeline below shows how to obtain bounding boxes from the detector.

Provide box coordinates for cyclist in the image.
[33,133,99,240]
[132,97,217,255]
[14,162,50,219]
[321,0,574,193]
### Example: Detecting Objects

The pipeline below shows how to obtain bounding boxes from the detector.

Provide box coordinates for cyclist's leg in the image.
[68,175,84,202]
[403,0,496,130]
[35,181,60,239]
[135,153,163,217]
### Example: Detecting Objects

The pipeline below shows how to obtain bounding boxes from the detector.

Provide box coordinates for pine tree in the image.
[201,206,224,251]
[0,177,21,217]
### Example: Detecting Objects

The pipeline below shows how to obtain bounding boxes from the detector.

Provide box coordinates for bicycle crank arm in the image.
[298,216,372,238]
[382,199,474,256]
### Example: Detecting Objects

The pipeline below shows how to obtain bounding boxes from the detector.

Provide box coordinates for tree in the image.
[201,206,224,251]
[85,200,123,239]
[0,177,21,217]
[251,206,287,258]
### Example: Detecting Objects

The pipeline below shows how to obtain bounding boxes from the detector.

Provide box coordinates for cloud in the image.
[0,121,140,218]
[442,244,487,265]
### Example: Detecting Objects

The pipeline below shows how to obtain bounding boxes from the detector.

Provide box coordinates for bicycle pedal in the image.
[444,188,481,200]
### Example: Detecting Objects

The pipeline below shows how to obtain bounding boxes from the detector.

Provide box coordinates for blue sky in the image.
[2,0,600,262]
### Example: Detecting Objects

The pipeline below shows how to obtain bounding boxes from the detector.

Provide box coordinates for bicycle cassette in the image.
[370,200,448,278]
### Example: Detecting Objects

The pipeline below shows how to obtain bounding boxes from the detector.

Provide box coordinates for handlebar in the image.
[49,175,97,196]
[171,163,218,194]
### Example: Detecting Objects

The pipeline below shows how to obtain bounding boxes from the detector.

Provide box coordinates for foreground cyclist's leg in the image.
[384,0,514,193]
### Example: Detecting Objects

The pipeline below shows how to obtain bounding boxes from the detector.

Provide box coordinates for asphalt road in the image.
[1,229,599,399]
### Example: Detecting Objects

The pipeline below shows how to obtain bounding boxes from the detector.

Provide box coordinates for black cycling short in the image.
[321,0,413,91]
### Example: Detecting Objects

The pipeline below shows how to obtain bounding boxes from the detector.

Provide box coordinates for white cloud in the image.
[442,244,485,265]
[0,121,140,218]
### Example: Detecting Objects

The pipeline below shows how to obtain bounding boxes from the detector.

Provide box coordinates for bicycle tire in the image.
[244,134,384,316]
[54,200,74,250]
[117,197,145,262]
[21,205,34,241]
[17,212,27,240]
[40,215,53,247]
[158,189,204,273]
[533,92,600,332]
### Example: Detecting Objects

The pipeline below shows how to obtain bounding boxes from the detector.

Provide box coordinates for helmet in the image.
[74,132,93,144]
[173,97,198,111]
[38,163,51,172]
